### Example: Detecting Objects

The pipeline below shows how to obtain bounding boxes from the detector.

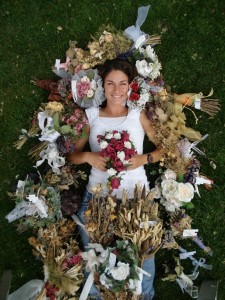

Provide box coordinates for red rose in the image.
[121,131,130,142]
[129,92,140,101]
[111,177,120,189]
[114,141,124,151]
[114,158,125,172]
[124,148,135,158]
[105,145,117,160]
[130,80,139,92]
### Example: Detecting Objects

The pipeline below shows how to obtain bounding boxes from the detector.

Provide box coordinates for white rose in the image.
[81,76,90,83]
[107,168,117,176]
[151,185,161,199]
[162,169,177,181]
[110,262,130,281]
[86,89,94,98]
[135,60,153,78]
[145,45,157,62]
[114,132,121,139]
[139,92,149,106]
[149,61,162,80]
[90,79,97,90]
[105,133,113,139]
[161,179,178,198]
[176,182,194,202]
[100,140,108,149]
[117,151,125,161]
[124,141,132,149]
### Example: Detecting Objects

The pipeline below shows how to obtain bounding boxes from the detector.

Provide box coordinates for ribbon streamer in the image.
[124,5,150,44]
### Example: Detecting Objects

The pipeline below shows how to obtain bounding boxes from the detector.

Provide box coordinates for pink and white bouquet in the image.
[127,76,152,110]
[71,69,105,108]
[97,130,136,190]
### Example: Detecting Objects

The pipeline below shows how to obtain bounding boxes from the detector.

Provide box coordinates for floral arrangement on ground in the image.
[6,6,220,300]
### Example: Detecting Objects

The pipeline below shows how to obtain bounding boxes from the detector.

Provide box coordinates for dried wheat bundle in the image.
[115,184,164,261]
[84,185,118,247]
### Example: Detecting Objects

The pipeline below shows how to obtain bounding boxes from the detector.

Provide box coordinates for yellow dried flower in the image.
[85,209,91,217]
[46,101,64,112]
[110,214,117,221]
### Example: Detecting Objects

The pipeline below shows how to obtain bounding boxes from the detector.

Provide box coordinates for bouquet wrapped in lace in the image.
[71,69,105,108]
[97,130,136,190]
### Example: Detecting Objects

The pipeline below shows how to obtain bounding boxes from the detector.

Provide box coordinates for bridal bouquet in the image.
[71,68,105,108]
[127,76,152,110]
[6,174,62,232]
[97,130,136,190]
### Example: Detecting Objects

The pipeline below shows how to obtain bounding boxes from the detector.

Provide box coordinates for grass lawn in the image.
[0,0,224,299]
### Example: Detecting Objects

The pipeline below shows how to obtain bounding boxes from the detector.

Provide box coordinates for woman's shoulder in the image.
[85,106,99,122]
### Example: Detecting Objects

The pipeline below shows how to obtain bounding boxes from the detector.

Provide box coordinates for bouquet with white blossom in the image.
[97,130,136,190]
[135,45,162,80]
[127,76,152,110]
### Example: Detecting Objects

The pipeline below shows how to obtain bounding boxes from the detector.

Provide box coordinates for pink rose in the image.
[76,81,90,98]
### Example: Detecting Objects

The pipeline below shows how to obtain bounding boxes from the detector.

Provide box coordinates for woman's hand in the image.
[86,152,106,171]
[127,154,147,170]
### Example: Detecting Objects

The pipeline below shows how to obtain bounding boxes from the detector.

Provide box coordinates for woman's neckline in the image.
[99,107,129,118]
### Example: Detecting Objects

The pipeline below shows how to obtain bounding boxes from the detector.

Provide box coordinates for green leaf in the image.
[53,112,60,130]
[60,125,72,134]
[182,202,194,209]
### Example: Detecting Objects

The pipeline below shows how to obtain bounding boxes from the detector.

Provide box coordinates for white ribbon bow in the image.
[79,243,108,300]
[35,143,65,174]
[37,111,61,143]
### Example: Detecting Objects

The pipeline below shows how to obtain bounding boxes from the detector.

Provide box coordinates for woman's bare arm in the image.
[67,124,106,171]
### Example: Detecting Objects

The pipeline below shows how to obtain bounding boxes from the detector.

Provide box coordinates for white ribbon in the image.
[8,279,45,300]
[71,214,89,235]
[53,59,70,78]
[71,79,77,103]
[79,244,107,300]
[35,143,65,174]
[183,229,198,237]
[124,6,150,44]
[26,194,48,218]
[37,112,61,143]
[5,194,48,223]
[180,251,196,260]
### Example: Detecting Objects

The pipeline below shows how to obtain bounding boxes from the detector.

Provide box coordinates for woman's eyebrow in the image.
[105,79,128,82]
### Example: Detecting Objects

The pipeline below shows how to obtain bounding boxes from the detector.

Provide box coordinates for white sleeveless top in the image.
[86,106,149,198]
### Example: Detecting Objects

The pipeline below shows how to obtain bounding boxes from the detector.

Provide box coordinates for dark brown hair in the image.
[97,58,137,84]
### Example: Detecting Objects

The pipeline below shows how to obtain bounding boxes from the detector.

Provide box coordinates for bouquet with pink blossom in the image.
[71,69,105,108]
[97,130,136,190]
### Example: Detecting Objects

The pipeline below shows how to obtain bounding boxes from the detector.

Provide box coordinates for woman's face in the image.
[104,70,129,106]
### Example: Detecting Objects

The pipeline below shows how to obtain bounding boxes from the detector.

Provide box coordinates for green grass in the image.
[0,0,225,299]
